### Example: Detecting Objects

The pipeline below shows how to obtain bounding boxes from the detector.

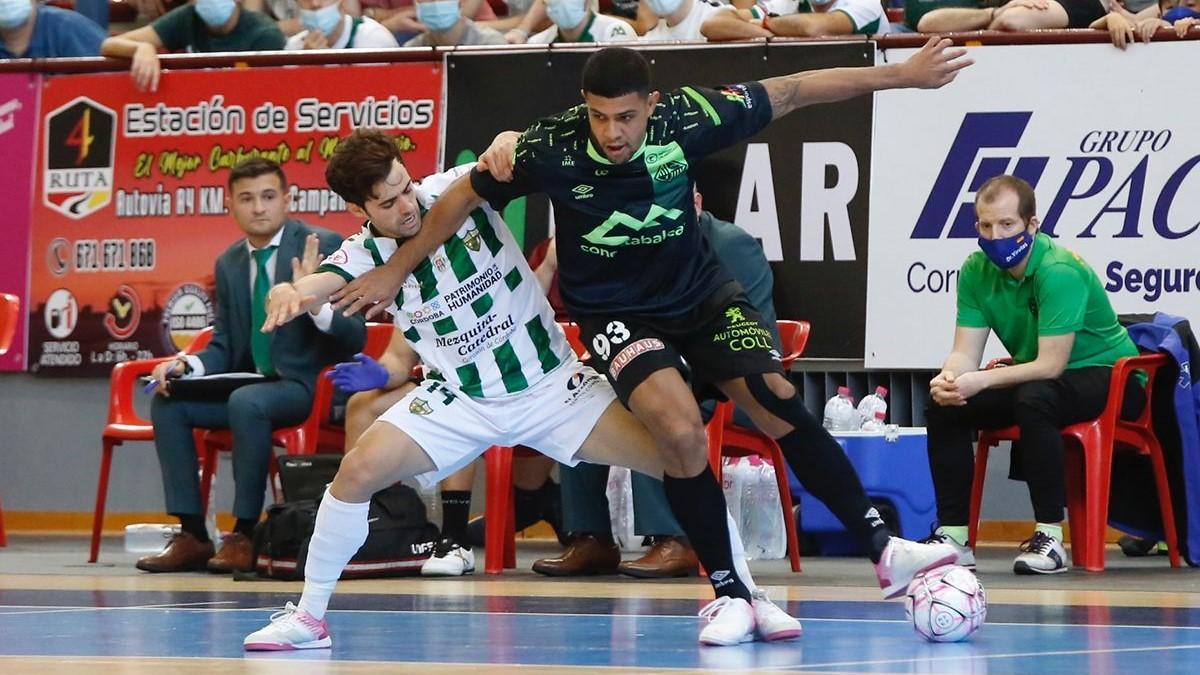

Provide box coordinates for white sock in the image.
[726,510,758,595]
[297,489,370,620]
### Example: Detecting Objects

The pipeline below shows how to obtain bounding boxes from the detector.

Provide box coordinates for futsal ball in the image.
[905,564,987,642]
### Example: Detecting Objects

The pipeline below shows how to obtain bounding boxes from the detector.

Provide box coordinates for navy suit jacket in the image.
[196,219,365,395]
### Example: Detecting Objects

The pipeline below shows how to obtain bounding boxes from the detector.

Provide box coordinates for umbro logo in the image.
[709,570,730,582]
[572,184,594,200]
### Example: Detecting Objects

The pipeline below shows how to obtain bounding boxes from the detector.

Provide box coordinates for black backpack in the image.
[252,456,441,580]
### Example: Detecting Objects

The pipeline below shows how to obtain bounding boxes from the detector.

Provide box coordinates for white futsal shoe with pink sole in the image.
[875,536,959,599]
[244,602,331,651]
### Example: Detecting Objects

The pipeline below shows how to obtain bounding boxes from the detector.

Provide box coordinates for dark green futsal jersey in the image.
[470,81,773,318]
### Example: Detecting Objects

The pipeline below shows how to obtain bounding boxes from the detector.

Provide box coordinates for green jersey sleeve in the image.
[955,255,989,328]
[469,131,544,210]
[150,5,196,51]
[670,82,773,160]
[1035,263,1088,336]
[315,233,378,282]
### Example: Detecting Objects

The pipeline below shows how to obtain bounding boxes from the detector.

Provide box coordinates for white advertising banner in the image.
[866,43,1200,369]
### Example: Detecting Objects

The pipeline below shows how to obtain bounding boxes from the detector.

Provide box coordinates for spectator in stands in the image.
[761,0,893,36]
[0,0,105,59]
[919,175,1145,576]
[533,188,779,578]
[404,0,508,44]
[917,0,1112,32]
[1092,0,1195,47]
[286,0,400,48]
[136,158,365,574]
[639,0,759,41]
[349,0,496,42]
[901,0,989,32]
[127,0,189,21]
[101,0,286,93]
[527,0,638,42]
[245,0,304,37]
[707,0,892,38]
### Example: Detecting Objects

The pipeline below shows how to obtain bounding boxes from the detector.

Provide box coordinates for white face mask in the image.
[545,0,588,30]
[0,0,32,30]
[646,0,683,16]
[195,0,237,28]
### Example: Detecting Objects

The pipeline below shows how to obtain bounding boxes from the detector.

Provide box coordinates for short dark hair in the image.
[581,47,651,98]
[975,175,1036,222]
[325,130,405,207]
[228,157,286,191]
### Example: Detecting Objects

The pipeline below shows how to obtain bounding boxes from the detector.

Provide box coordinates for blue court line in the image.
[3,603,1200,673]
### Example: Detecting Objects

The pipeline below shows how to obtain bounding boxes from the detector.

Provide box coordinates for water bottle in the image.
[743,458,786,560]
[606,466,637,551]
[205,476,221,543]
[857,386,889,430]
[721,457,743,532]
[823,386,860,431]
[125,523,180,553]
[861,410,887,432]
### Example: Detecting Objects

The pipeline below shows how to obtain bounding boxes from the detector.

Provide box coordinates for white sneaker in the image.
[421,538,475,577]
[750,590,802,641]
[875,536,958,599]
[698,596,756,646]
[918,529,977,570]
[1013,530,1068,575]
[243,602,331,651]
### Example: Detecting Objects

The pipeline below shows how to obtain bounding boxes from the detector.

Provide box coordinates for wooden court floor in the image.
[2,535,1199,673]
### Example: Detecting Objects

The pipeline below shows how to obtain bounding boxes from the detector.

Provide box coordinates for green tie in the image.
[251,245,278,377]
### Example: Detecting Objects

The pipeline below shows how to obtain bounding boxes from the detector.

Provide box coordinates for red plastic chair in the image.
[0,292,17,546]
[483,322,584,574]
[705,320,811,573]
[89,327,214,563]
[968,353,1181,572]
[197,322,395,509]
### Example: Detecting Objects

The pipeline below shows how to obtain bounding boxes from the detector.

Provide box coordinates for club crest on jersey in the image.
[409,398,433,416]
[462,228,482,252]
[432,253,449,273]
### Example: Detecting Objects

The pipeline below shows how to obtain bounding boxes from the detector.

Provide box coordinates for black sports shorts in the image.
[576,281,784,404]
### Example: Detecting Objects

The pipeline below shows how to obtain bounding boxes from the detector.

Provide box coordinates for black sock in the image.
[234,518,257,539]
[776,425,893,563]
[441,490,472,546]
[179,514,209,543]
[513,483,545,530]
[662,466,751,602]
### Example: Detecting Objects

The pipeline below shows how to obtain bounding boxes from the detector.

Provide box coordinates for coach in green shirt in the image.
[920,174,1143,576]
[102,0,285,92]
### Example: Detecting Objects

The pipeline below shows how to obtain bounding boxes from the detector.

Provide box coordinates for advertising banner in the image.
[0,73,39,371]
[27,62,442,376]
[867,43,1200,368]
[445,43,874,358]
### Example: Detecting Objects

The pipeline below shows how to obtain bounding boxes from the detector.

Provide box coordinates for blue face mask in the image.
[195,0,237,28]
[301,2,343,34]
[417,0,460,31]
[978,230,1034,269]
[546,0,588,30]
[1163,6,1200,21]
[0,0,32,30]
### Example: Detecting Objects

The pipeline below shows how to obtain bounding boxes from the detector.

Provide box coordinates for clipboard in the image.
[166,373,274,400]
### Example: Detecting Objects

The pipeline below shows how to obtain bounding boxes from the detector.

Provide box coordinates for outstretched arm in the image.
[263,271,346,332]
[760,37,972,121]
[330,174,486,318]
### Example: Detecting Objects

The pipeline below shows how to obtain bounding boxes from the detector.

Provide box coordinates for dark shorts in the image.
[576,282,784,404]
[1051,0,1106,28]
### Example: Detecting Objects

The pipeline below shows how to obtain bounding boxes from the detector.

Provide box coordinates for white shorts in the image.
[376,359,617,488]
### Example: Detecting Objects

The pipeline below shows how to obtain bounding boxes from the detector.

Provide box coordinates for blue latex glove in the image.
[326,353,390,393]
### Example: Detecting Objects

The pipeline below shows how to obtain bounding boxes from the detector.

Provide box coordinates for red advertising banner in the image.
[0,73,39,371]
[27,62,442,376]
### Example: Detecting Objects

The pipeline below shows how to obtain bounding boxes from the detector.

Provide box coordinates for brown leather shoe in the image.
[206,532,254,573]
[618,536,699,578]
[135,532,214,573]
[531,534,620,577]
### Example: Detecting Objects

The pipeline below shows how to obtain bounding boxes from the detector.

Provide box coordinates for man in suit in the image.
[136,157,366,573]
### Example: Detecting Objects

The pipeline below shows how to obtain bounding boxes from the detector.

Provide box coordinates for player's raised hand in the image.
[330,265,403,320]
[899,37,973,90]
[263,282,316,332]
[291,233,324,280]
[476,131,522,182]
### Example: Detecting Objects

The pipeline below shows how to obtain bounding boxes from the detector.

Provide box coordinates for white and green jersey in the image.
[317,165,573,399]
